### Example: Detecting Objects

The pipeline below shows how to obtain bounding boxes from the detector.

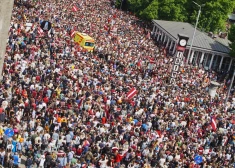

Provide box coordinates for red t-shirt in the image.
[32,90,37,98]
[76,148,82,156]
[101,117,106,124]
[115,153,122,163]
[43,97,49,103]
[36,76,40,82]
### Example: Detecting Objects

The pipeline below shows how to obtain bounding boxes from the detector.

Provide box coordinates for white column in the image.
[200,52,205,64]
[155,28,159,37]
[160,32,164,41]
[209,54,215,69]
[228,58,234,71]
[157,30,161,41]
[0,0,14,80]
[219,56,224,70]
[152,25,156,34]
[204,53,209,68]
[173,42,176,53]
[166,38,170,48]
[169,41,173,51]
[163,34,167,43]
[153,26,157,37]
[189,50,195,63]
[194,51,199,66]
[213,55,219,69]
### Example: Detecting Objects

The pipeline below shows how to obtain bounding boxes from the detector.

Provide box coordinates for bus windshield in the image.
[85,42,94,47]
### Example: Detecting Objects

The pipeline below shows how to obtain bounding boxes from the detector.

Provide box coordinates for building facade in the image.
[152,20,234,72]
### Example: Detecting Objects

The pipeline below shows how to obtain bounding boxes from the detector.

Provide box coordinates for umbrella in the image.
[4,128,14,137]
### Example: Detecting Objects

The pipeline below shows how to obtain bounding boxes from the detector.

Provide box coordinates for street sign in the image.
[4,128,14,137]
[40,21,52,31]
[194,155,203,164]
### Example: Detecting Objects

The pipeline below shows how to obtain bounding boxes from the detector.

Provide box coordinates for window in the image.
[85,42,94,47]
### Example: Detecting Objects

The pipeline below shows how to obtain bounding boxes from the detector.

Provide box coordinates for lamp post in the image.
[120,0,123,10]
[186,1,205,64]
[224,70,235,106]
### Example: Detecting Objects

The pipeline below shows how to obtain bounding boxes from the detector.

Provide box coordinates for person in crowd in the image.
[0,0,234,168]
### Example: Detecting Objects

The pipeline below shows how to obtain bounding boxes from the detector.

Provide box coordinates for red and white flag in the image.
[211,116,217,131]
[126,87,137,100]
[72,5,78,12]
[78,96,85,109]
[222,136,228,146]
[82,164,87,168]
[104,25,108,31]
[70,29,75,38]
[37,28,44,36]
[146,31,150,39]
[156,130,162,138]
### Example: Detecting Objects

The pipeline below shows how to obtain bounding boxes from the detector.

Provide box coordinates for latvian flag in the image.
[37,28,44,36]
[72,5,78,12]
[146,31,150,39]
[156,130,162,138]
[211,116,217,131]
[222,136,228,146]
[126,87,137,100]
[104,25,109,31]
[70,29,75,38]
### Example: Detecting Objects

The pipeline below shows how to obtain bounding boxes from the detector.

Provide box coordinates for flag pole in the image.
[120,0,123,10]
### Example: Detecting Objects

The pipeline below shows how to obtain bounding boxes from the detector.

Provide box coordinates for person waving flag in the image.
[126,87,137,100]
[211,116,217,131]
[72,5,78,12]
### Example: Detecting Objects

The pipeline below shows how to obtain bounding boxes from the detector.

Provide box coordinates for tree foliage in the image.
[228,25,235,57]
[190,0,235,33]
[139,0,158,20]
[158,0,188,22]
[118,0,235,33]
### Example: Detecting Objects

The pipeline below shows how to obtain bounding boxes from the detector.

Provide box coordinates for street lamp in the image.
[186,1,205,64]
[120,0,123,10]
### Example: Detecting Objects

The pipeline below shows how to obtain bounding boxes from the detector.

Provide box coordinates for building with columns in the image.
[152,20,234,72]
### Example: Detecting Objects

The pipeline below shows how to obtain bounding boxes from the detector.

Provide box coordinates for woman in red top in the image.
[76,146,82,156]
[114,150,122,167]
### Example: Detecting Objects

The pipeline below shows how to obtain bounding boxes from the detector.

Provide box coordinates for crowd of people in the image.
[0,0,234,167]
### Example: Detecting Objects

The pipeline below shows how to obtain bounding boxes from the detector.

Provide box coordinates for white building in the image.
[152,20,234,72]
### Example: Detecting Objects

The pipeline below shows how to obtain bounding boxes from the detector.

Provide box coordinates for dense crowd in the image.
[0,0,234,167]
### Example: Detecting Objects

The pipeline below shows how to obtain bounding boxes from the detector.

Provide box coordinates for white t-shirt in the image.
[0,151,5,157]
[99,159,108,168]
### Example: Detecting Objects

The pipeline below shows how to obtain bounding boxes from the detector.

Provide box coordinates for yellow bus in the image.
[73,32,95,52]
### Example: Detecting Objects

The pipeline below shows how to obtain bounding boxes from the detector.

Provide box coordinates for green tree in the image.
[189,0,235,33]
[228,24,235,57]
[127,0,153,15]
[139,0,158,20]
[158,0,188,22]
[125,0,235,33]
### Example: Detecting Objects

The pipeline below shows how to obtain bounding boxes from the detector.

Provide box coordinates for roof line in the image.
[152,20,231,54]
[152,20,177,40]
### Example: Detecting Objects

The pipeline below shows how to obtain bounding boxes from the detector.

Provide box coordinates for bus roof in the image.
[75,32,94,41]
